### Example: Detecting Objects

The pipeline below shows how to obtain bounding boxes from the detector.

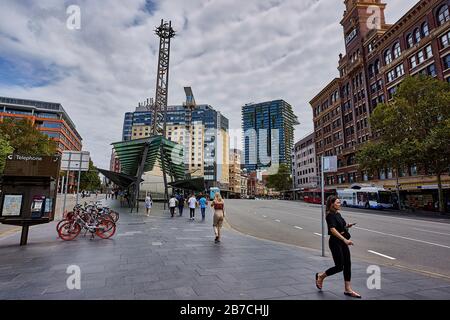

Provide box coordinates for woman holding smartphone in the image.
[315,195,361,298]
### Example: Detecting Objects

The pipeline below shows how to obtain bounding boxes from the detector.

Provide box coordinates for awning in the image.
[96,168,140,189]
[112,136,185,181]
[169,177,205,192]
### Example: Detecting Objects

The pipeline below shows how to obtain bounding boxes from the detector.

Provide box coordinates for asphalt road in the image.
[224,199,450,278]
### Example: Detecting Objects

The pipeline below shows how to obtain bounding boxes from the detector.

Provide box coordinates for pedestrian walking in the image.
[169,195,178,218]
[188,193,197,221]
[211,192,225,243]
[119,190,125,207]
[315,196,361,298]
[177,193,185,216]
[199,194,208,222]
[145,193,153,217]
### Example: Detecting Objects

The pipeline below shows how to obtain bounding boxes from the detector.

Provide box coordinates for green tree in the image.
[0,136,14,174]
[266,164,293,192]
[357,75,450,213]
[80,160,101,191]
[0,118,57,156]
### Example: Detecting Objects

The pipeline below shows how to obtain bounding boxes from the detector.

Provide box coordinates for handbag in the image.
[343,227,351,240]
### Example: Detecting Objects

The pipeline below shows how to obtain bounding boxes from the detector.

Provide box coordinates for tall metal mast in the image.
[151,19,176,136]
[151,20,175,207]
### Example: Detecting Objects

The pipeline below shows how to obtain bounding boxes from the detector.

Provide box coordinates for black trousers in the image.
[170,207,175,217]
[190,208,195,219]
[325,237,352,282]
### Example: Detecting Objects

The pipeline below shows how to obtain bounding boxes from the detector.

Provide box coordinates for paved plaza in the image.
[1,199,450,300]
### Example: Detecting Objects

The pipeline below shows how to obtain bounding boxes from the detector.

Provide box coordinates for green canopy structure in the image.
[96,168,140,189]
[169,177,206,193]
[112,136,184,179]
[111,136,185,212]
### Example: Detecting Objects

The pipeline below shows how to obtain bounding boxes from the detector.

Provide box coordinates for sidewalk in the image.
[1,199,450,300]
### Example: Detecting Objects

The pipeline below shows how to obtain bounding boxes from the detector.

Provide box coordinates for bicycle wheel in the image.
[109,211,119,223]
[58,221,81,241]
[56,219,69,232]
[96,218,116,239]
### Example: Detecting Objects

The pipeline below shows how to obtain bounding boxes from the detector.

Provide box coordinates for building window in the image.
[368,64,375,78]
[406,34,414,48]
[393,42,401,59]
[418,50,425,64]
[387,70,395,82]
[441,31,450,48]
[437,4,449,26]
[428,64,437,77]
[415,28,421,43]
[425,45,433,59]
[395,64,405,77]
[410,55,417,69]
[421,22,430,37]
[388,86,398,99]
[375,60,380,74]
[384,49,393,65]
[444,55,450,70]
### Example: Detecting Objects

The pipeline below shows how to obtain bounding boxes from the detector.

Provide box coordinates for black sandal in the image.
[315,273,322,290]
[344,291,362,299]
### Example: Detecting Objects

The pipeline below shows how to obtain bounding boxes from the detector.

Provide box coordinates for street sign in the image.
[61,151,90,171]
[4,154,61,178]
[60,151,91,212]
[323,156,338,173]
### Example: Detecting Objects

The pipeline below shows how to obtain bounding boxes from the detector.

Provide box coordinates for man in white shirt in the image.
[188,193,198,221]
[169,195,178,218]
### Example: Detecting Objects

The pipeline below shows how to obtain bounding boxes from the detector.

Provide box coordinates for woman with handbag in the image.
[315,196,361,298]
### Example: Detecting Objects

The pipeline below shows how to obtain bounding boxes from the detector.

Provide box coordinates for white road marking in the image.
[152,242,162,246]
[294,226,303,230]
[355,226,450,249]
[412,228,450,236]
[275,219,281,222]
[368,250,396,260]
[314,233,323,237]
[116,231,143,237]
[263,215,267,218]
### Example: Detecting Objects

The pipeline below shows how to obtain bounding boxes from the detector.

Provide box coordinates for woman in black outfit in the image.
[315,196,361,298]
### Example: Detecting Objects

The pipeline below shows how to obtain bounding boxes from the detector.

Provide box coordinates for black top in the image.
[326,212,347,236]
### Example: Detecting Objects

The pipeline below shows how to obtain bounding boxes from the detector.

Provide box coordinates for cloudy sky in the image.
[0,0,415,169]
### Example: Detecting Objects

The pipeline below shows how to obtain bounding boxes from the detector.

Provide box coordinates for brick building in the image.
[310,0,450,210]
[292,132,318,191]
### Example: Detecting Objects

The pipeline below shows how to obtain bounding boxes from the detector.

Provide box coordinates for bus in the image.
[337,187,393,209]
[209,187,220,201]
[303,188,336,204]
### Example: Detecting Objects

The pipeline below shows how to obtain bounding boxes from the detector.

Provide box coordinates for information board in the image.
[3,155,61,177]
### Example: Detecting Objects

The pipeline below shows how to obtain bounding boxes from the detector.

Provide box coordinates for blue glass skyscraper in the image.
[242,100,299,172]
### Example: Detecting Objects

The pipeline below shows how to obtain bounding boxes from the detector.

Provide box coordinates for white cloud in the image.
[0,0,415,169]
